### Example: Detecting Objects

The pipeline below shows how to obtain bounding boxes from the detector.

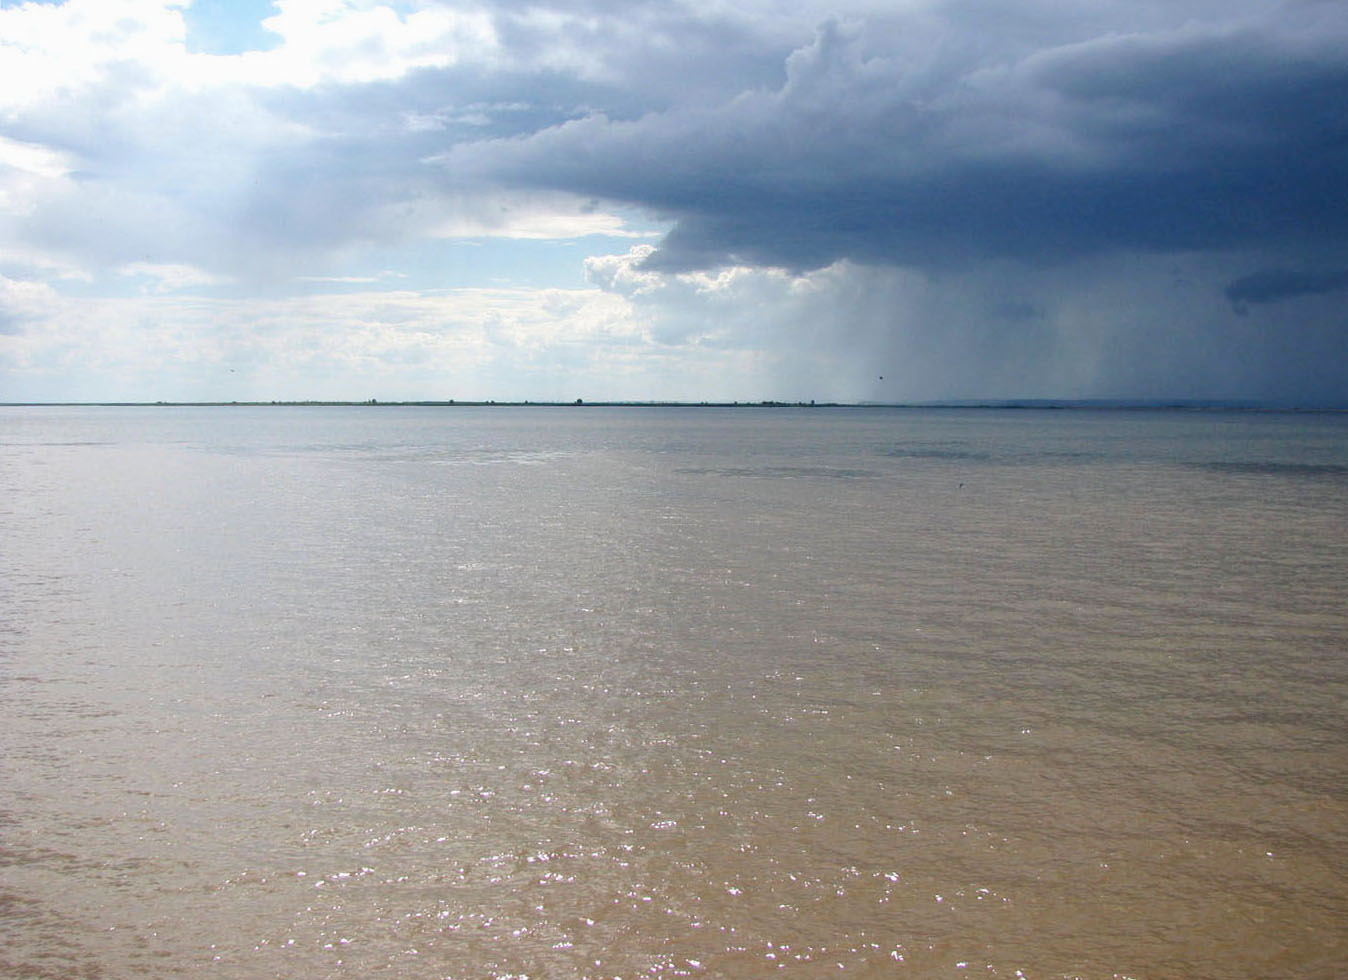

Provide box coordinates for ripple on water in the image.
[3,407,1346,979]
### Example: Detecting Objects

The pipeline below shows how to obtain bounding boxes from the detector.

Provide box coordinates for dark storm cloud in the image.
[447,7,1348,273]
[483,0,789,113]
[1224,267,1348,310]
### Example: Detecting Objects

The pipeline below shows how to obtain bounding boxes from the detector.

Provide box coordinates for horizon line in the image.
[3,398,1345,412]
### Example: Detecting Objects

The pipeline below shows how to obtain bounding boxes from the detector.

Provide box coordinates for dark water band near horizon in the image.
[2,405,1346,979]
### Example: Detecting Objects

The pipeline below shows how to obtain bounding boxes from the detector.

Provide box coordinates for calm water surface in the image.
[1,406,1346,979]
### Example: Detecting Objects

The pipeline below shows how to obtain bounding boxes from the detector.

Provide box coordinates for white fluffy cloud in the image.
[0,282,652,400]
[119,262,232,293]
[0,0,496,106]
[0,0,647,285]
[0,272,59,336]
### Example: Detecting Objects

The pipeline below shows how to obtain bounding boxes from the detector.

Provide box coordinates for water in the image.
[1,405,1345,979]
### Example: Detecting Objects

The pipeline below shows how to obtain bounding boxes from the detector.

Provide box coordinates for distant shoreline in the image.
[2,399,1344,412]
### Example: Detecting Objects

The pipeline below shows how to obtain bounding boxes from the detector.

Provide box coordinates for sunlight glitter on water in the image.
[2,406,1346,978]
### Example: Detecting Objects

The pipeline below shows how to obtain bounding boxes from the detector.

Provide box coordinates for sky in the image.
[0,0,1345,404]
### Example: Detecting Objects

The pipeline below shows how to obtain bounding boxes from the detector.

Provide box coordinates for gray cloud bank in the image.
[1226,267,1348,309]
[442,0,1347,403]
[451,4,1348,274]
